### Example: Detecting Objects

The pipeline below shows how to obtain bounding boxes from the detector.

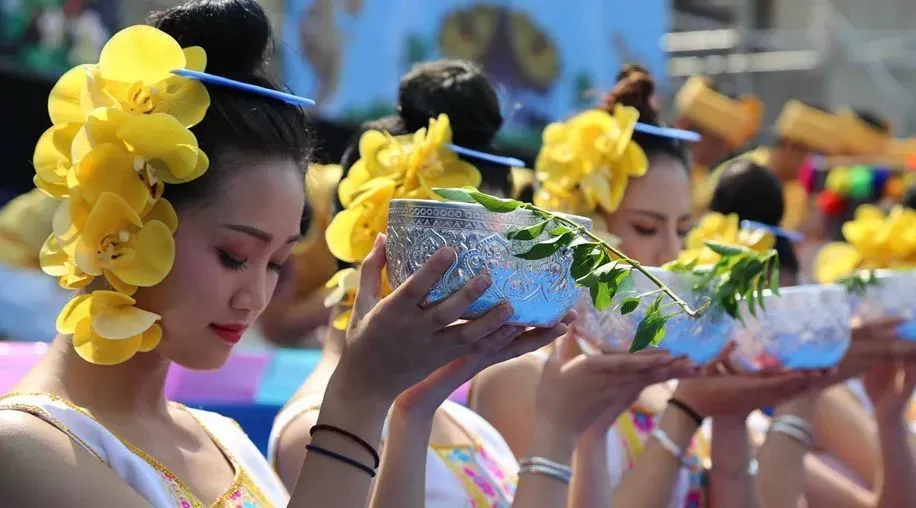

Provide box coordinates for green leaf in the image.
[620,297,640,315]
[769,255,781,296]
[549,225,573,236]
[591,281,614,311]
[470,192,523,213]
[517,232,573,260]
[507,220,549,241]
[631,299,669,352]
[705,241,748,257]
[433,187,476,203]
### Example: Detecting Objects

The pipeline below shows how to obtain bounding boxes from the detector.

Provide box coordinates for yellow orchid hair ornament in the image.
[814,204,916,283]
[33,25,314,365]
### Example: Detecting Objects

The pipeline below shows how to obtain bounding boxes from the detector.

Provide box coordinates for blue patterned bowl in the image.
[575,267,734,364]
[851,270,916,340]
[730,284,851,371]
[385,199,590,327]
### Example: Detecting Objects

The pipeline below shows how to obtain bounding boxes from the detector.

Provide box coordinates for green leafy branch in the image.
[836,270,880,297]
[433,187,780,352]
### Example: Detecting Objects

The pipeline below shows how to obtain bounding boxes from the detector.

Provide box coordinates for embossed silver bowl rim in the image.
[388,199,593,230]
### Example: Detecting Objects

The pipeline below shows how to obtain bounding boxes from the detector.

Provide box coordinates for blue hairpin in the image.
[446,144,525,167]
[633,123,702,142]
[741,219,805,243]
[171,69,316,107]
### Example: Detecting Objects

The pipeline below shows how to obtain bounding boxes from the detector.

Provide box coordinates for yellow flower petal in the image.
[338,161,371,208]
[48,65,90,125]
[582,171,616,213]
[139,324,162,353]
[79,193,143,257]
[854,204,884,222]
[109,220,175,287]
[116,113,201,183]
[33,123,80,198]
[418,160,482,192]
[39,235,69,277]
[104,271,138,296]
[92,302,160,341]
[144,198,179,233]
[325,268,358,289]
[98,26,185,84]
[74,319,144,365]
[57,294,92,334]
[74,143,149,215]
[620,142,649,177]
[182,46,207,72]
[814,242,862,283]
[326,207,365,263]
[332,309,352,331]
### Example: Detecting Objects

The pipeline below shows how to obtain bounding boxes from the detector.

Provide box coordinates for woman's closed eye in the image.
[218,249,286,273]
[632,224,658,237]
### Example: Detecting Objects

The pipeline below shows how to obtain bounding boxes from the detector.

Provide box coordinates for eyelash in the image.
[218,250,283,272]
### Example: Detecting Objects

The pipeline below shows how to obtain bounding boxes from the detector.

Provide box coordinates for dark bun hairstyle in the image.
[600,64,689,170]
[149,0,312,210]
[710,158,799,275]
[340,59,510,198]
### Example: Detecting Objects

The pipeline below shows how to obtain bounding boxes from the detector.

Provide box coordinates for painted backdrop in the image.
[282,0,670,149]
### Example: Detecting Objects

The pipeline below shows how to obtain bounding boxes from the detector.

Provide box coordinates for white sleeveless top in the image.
[0,392,289,507]
[269,394,518,508]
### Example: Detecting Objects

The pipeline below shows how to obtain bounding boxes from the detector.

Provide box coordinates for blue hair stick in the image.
[633,123,702,142]
[446,144,525,167]
[171,69,316,107]
[741,219,806,243]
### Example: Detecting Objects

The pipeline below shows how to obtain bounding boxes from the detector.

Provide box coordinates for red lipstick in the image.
[209,323,247,344]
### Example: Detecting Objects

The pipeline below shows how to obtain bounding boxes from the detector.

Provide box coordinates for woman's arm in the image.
[471,355,543,458]
[873,408,916,508]
[708,414,759,508]
[811,385,879,488]
[611,404,699,508]
[568,424,613,508]
[756,393,817,508]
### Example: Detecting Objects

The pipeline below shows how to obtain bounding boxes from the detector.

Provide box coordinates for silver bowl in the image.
[851,270,916,340]
[730,284,851,370]
[575,267,733,364]
[385,199,591,327]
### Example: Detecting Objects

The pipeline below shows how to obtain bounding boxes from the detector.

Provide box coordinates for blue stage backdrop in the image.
[281,0,670,150]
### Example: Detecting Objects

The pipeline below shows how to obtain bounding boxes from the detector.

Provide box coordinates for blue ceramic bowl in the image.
[731,284,851,371]
[385,199,590,328]
[851,270,916,340]
[575,267,733,364]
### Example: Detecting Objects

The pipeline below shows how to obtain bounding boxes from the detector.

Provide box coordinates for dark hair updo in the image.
[340,59,509,197]
[600,64,690,171]
[150,0,312,211]
[710,159,799,275]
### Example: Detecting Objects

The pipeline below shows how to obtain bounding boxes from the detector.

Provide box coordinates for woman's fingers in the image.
[387,246,457,312]
[438,302,514,348]
[425,272,494,328]
[351,234,387,324]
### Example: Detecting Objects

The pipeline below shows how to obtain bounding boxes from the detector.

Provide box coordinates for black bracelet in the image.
[310,424,380,468]
[668,397,705,427]
[305,444,377,477]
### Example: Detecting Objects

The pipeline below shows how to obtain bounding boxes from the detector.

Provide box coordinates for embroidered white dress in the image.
[0,392,289,507]
[269,394,518,507]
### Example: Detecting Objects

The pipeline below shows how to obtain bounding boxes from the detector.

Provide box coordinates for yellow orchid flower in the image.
[535,106,647,215]
[56,291,161,366]
[71,192,176,295]
[813,205,916,282]
[72,108,208,188]
[326,179,396,263]
[39,234,94,290]
[676,212,775,266]
[33,123,82,198]
[323,267,393,331]
[48,26,210,128]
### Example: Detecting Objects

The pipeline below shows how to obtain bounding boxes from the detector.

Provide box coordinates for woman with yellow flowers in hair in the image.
[0,2,583,507]
[472,68,840,508]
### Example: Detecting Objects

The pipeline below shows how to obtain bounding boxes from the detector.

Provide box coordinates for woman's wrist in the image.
[527,416,578,465]
[323,367,394,426]
[659,403,701,447]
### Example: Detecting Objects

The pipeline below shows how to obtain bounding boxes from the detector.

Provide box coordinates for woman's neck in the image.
[26,336,172,416]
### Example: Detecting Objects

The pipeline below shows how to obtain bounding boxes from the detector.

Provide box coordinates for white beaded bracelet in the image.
[651,428,699,470]
[518,457,573,484]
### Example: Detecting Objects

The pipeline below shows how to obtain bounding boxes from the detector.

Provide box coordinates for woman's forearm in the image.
[708,414,759,508]
[611,407,699,508]
[757,401,814,508]
[812,386,879,488]
[569,429,613,508]
[288,384,391,508]
[874,417,916,508]
[368,406,433,508]
[513,417,577,508]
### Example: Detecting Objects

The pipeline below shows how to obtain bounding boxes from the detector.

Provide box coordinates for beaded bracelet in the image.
[310,424,381,468]
[518,457,573,484]
[651,428,700,470]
